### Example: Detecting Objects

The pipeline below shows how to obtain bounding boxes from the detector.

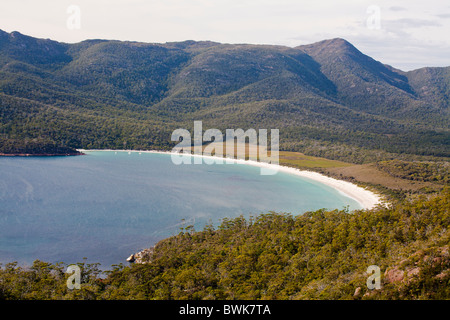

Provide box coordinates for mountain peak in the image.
[0,29,70,66]
[8,31,32,42]
[297,37,415,97]
[316,37,353,46]
[10,31,24,37]
[298,38,360,58]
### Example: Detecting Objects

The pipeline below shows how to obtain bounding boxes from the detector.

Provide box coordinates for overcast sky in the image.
[1,0,449,71]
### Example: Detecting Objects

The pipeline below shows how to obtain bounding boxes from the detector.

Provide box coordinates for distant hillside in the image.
[0,30,448,161]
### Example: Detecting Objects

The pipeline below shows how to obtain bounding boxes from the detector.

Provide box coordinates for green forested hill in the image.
[406,66,450,111]
[0,29,448,161]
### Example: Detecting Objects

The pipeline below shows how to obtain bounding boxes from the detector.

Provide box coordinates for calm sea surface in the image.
[0,151,361,268]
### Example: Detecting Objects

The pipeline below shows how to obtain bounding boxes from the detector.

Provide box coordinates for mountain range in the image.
[0,29,448,162]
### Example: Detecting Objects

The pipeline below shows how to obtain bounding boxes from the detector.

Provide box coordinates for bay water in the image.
[0,151,361,268]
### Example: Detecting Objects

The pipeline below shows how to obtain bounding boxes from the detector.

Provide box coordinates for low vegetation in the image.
[376,160,449,185]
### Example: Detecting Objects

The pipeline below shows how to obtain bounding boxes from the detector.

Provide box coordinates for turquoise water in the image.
[0,151,361,267]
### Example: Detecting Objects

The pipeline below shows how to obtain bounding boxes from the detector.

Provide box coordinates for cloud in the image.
[436,13,450,19]
[389,6,407,12]
[384,18,441,29]
[340,29,450,71]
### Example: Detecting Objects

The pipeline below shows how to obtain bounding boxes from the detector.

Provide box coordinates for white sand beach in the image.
[78,149,383,210]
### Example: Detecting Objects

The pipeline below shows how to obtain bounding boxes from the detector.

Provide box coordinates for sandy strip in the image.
[78,149,383,210]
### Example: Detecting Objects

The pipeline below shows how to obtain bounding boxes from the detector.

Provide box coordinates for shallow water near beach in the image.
[0,151,361,268]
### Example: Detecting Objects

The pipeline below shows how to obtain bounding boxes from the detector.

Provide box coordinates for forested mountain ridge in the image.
[0,29,448,161]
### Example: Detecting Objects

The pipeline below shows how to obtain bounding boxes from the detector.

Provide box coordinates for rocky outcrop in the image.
[384,245,449,285]
[126,247,154,264]
[384,267,405,283]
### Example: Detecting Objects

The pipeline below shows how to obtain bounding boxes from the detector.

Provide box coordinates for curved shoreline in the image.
[78,149,383,210]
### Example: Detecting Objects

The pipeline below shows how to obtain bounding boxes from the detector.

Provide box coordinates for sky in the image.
[1,0,449,71]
